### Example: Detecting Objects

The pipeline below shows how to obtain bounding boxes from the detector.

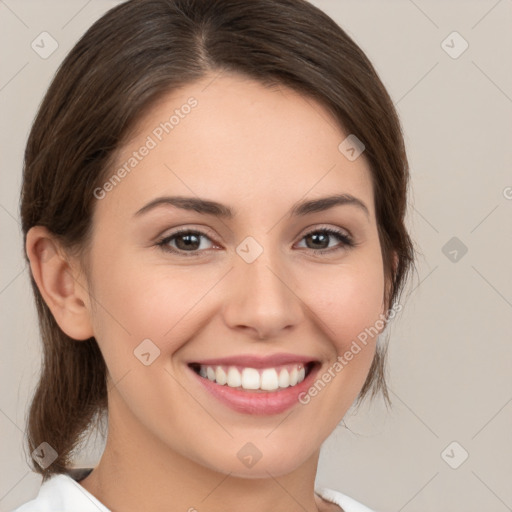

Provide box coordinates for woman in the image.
[15,0,415,510]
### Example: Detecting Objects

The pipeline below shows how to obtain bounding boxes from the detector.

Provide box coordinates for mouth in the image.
[188,361,317,392]
[186,355,321,415]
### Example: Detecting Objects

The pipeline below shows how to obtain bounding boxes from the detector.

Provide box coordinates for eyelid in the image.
[157,224,352,243]
[155,226,222,259]
[296,223,352,240]
[294,225,355,254]
[157,225,219,243]
[155,223,356,257]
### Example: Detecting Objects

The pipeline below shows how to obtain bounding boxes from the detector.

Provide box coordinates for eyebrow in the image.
[134,193,370,219]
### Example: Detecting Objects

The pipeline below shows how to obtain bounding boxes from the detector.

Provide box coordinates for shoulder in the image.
[10,469,109,512]
[315,487,379,512]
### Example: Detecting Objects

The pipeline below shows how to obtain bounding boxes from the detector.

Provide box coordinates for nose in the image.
[221,244,304,340]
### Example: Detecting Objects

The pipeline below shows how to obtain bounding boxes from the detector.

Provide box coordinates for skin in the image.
[26,72,394,512]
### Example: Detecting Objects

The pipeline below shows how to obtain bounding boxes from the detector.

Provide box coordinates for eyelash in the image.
[155,226,355,258]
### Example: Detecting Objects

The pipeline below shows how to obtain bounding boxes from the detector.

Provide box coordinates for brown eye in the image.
[157,229,215,256]
[173,232,201,251]
[297,228,354,254]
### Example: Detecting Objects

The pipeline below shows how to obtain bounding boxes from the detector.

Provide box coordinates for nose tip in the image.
[221,251,303,340]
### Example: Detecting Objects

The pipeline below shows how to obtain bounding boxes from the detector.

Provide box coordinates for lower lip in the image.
[189,364,320,415]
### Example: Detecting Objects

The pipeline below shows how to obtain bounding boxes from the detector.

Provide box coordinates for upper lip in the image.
[188,353,319,368]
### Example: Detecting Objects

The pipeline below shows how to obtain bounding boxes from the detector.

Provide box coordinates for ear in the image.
[25,226,94,341]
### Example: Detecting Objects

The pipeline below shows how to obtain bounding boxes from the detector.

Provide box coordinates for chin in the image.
[194,438,320,479]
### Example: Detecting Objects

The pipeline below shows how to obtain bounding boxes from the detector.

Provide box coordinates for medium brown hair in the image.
[20,0,416,480]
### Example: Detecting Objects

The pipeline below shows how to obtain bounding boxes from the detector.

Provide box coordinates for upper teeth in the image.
[198,364,306,391]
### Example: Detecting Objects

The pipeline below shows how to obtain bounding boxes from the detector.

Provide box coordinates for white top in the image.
[11,469,377,512]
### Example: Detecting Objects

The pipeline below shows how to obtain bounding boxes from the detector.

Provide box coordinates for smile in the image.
[187,354,321,415]
[189,362,314,392]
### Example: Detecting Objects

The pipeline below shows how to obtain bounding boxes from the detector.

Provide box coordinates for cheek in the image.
[292,256,385,426]
[88,249,220,362]
[303,255,386,356]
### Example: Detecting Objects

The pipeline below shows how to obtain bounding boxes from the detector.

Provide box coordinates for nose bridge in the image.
[222,235,303,338]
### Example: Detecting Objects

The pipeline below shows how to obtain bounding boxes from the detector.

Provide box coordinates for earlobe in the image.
[393,251,399,275]
[382,250,399,319]
[389,250,399,302]
[25,226,94,341]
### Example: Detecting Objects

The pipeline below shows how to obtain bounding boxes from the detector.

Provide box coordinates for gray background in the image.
[1,1,511,511]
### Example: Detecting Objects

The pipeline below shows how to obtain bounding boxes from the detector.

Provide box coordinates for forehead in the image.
[94,72,374,221]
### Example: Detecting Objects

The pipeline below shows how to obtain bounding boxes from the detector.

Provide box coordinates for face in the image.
[82,72,388,477]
